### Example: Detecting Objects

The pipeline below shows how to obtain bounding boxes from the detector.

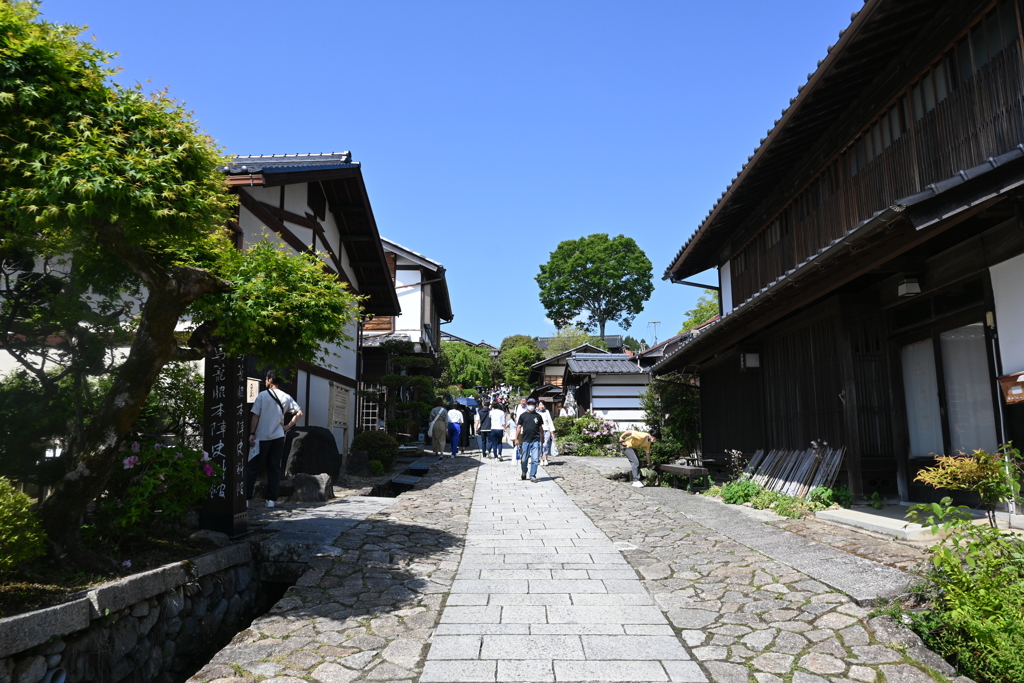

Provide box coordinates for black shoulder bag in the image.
[268,389,299,429]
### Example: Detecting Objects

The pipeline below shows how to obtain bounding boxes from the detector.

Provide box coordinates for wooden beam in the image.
[338,234,376,242]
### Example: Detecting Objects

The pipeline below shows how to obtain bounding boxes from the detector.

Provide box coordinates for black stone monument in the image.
[200,348,248,536]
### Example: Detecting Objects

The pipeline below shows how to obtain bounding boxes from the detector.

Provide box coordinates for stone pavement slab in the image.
[422,459,706,683]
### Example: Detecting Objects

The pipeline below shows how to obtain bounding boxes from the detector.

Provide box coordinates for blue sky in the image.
[42,0,861,348]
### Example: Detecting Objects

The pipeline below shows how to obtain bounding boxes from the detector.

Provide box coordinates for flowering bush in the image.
[97,440,223,532]
[575,414,618,445]
[0,476,47,574]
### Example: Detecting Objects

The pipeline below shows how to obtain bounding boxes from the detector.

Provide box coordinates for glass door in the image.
[899,321,998,457]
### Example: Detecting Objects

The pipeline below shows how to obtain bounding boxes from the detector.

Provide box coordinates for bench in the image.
[659,463,710,492]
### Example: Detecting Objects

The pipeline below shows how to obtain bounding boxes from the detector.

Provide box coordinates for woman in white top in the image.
[446,405,464,457]
[488,402,507,460]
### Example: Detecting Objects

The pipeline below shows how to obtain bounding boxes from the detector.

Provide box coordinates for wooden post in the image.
[200,348,248,537]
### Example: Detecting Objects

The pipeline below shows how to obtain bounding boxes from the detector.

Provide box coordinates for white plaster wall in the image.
[394,267,423,340]
[592,383,647,397]
[991,252,1024,374]
[720,261,733,314]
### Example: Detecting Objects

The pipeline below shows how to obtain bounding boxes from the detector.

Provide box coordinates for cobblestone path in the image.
[189,457,478,683]
[549,458,953,683]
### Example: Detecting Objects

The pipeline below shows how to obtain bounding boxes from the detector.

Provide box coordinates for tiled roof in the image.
[220,152,357,175]
[361,333,411,348]
[566,354,644,375]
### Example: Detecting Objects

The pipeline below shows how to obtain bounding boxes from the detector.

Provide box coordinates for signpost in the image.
[200,348,248,537]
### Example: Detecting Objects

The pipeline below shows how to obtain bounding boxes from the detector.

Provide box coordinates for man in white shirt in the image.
[247,372,302,507]
[447,405,464,458]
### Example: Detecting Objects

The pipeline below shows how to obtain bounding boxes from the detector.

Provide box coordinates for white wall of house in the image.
[589,374,650,430]
[991,252,1024,375]
[720,261,733,314]
[394,259,425,343]
[235,183,362,452]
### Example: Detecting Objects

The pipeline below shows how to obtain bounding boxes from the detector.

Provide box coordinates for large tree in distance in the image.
[678,289,719,333]
[0,3,361,569]
[496,335,543,390]
[536,233,654,337]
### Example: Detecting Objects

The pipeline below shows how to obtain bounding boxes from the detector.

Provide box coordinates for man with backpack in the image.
[247,372,303,508]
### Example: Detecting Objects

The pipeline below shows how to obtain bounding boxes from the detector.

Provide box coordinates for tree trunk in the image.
[38,258,226,571]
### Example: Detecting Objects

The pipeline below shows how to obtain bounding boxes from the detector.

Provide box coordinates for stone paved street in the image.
[420,457,705,683]
[190,453,958,683]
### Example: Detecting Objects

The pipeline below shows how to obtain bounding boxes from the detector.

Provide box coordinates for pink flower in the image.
[122,560,132,568]
[202,463,214,477]
[131,442,140,453]
[156,473,165,481]
[201,451,211,462]
[153,444,162,451]
[122,455,140,469]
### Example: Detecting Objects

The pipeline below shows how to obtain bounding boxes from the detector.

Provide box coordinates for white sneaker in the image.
[631,481,645,488]
[266,500,275,508]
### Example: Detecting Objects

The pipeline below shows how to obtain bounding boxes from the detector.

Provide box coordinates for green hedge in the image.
[352,430,399,470]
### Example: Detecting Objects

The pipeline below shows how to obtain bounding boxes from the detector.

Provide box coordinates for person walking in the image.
[513,398,528,461]
[515,398,546,482]
[619,429,656,488]
[247,372,303,508]
[488,401,506,460]
[476,401,493,457]
[428,398,449,456]
[447,404,464,457]
[537,401,555,466]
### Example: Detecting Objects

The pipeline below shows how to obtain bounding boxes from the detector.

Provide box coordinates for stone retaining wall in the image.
[0,543,260,683]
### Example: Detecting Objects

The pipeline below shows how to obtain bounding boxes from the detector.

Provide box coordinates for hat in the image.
[526,398,537,404]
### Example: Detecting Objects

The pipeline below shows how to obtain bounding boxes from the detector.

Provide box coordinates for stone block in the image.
[11,655,45,683]
[188,529,231,548]
[87,564,188,618]
[189,544,252,579]
[0,599,91,659]
[290,473,335,503]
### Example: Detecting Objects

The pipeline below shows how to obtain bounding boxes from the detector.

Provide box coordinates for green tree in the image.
[639,374,701,454]
[536,234,654,337]
[623,335,648,352]
[0,4,361,569]
[544,326,607,358]
[439,341,494,388]
[679,289,719,333]
[495,335,543,390]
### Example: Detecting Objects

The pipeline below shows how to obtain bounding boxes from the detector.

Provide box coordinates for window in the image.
[359,383,382,431]
[900,322,998,458]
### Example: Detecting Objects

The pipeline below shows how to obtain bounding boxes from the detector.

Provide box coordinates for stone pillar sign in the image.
[200,348,248,536]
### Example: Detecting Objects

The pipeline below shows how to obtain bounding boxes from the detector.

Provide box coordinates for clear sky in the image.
[41,0,861,348]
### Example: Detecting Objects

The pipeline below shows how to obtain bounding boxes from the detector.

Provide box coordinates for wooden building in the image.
[359,238,453,432]
[656,0,1024,502]
[563,353,650,431]
[222,152,399,454]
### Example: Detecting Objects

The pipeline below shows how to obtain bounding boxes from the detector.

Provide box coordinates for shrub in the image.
[369,460,385,476]
[351,430,399,470]
[97,441,223,532]
[721,479,761,505]
[703,485,723,497]
[914,445,1021,527]
[575,414,618,445]
[902,497,1024,683]
[0,477,48,573]
[833,484,854,509]
[650,439,684,468]
[553,416,577,435]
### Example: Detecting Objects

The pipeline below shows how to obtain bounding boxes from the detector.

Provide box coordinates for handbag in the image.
[268,389,298,428]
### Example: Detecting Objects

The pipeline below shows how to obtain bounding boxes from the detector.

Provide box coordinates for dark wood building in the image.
[657,0,1024,503]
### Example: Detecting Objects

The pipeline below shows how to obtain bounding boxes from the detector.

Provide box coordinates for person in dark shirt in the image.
[515,398,547,482]
[476,403,493,457]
